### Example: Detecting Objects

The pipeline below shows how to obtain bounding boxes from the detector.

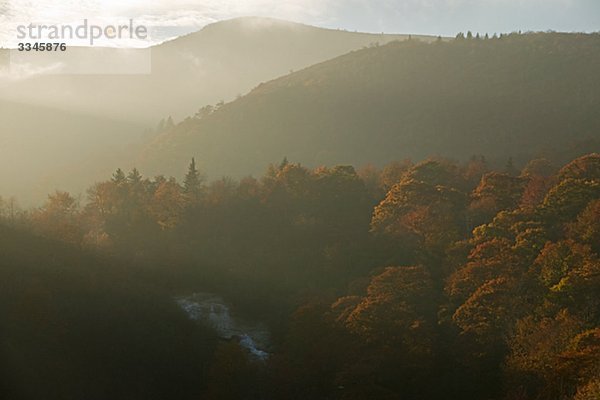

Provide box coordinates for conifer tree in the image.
[166,116,175,129]
[505,157,517,176]
[112,168,126,184]
[184,158,203,200]
[128,168,142,184]
[279,157,289,171]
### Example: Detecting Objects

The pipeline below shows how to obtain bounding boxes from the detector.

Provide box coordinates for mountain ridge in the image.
[0,17,432,123]
[1,17,433,204]
[137,32,600,179]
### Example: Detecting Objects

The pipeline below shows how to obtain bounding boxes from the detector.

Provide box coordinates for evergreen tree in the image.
[505,157,518,176]
[128,168,143,184]
[112,168,126,184]
[279,156,289,171]
[166,116,175,130]
[156,118,165,132]
[184,158,203,199]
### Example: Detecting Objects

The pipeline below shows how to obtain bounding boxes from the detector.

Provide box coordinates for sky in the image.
[0,0,599,47]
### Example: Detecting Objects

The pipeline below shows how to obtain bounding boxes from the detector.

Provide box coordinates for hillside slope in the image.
[0,17,429,123]
[138,32,600,179]
[0,17,433,204]
[0,100,143,204]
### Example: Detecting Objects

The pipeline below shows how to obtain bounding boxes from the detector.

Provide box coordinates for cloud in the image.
[0,0,340,47]
[0,0,597,48]
[1,0,340,47]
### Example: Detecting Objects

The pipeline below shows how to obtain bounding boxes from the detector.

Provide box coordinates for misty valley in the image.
[0,15,599,400]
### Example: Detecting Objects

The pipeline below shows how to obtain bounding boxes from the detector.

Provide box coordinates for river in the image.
[176,292,271,360]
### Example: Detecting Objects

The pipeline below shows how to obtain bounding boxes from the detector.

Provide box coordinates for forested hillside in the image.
[0,17,431,205]
[4,152,598,399]
[139,32,600,179]
[2,20,599,400]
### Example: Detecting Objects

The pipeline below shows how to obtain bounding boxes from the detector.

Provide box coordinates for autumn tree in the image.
[567,199,600,253]
[335,265,438,398]
[371,177,467,258]
[149,178,186,230]
[469,172,526,227]
[30,191,81,244]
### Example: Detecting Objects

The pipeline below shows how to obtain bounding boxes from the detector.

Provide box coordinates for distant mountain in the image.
[0,17,431,123]
[0,17,433,204]
[137,32,600,179]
